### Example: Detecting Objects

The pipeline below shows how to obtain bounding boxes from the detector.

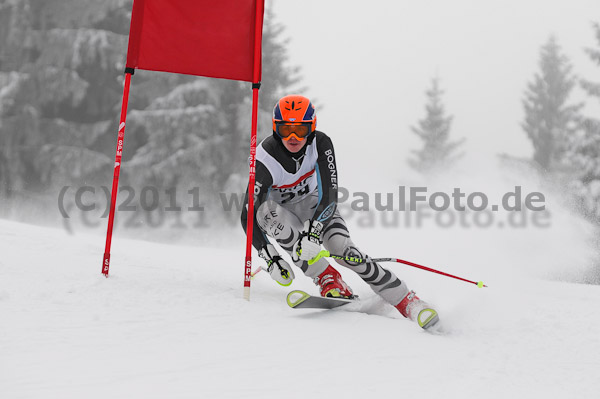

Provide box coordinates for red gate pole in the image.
[102,69,134,277]
[243,88,259,300]
[243,0,265,300]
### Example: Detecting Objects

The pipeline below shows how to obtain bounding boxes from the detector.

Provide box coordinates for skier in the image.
[241,95,439,329]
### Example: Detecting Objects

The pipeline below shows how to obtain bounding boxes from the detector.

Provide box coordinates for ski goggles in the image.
[275,122,312,141]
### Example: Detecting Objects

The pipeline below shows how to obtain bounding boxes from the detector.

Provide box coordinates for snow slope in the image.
[1,218,599,399]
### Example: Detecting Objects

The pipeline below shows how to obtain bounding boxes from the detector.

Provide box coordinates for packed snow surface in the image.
[1,219,599,398]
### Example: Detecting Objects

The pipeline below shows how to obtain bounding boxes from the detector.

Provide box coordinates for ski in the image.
[286,290,357,309]
[286,290,442,332]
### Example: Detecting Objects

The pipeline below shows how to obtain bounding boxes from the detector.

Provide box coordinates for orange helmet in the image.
[272,95,316,141]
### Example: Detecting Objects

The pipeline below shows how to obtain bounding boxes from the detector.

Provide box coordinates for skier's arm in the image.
[292,133,339,262]
[240,161,273,251]
[312,133,338,227]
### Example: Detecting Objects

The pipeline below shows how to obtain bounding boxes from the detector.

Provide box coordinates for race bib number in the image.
[271,173,317,204]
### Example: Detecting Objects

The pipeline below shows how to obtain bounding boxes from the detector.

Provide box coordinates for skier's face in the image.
[282,136,307,153]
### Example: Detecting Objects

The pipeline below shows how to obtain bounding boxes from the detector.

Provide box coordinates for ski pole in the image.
[309,250,487,288]
[251,266,264,278]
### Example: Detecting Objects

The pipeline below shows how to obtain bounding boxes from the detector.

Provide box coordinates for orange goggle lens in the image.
[276,123,311,140]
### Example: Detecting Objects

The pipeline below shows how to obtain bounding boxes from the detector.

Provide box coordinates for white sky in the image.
[271,0,599,178]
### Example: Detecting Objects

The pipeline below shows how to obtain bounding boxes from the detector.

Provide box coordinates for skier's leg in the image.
[322,211,439,328]
[321,212,409,306]
[255,199,330,278]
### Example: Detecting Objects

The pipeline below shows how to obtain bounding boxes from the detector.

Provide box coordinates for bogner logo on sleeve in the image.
[324,149,337,189]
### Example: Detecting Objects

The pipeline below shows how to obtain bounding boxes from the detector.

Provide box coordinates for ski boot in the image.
[314,265,355,299]
[395,290,439,329]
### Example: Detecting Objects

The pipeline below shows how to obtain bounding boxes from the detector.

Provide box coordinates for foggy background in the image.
[1,0,599,282]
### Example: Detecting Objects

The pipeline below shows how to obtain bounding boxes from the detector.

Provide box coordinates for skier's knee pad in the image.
[255,201,276,230]
[324,234,361,261]
[256,200,303,235]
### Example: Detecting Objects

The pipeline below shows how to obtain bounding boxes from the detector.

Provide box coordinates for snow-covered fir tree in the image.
[569,24,600,223]
[0,0,133,203]
[0,2,304,224]
[581,23,600,99]
[409,77,464,175]
[521,35,582,174]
